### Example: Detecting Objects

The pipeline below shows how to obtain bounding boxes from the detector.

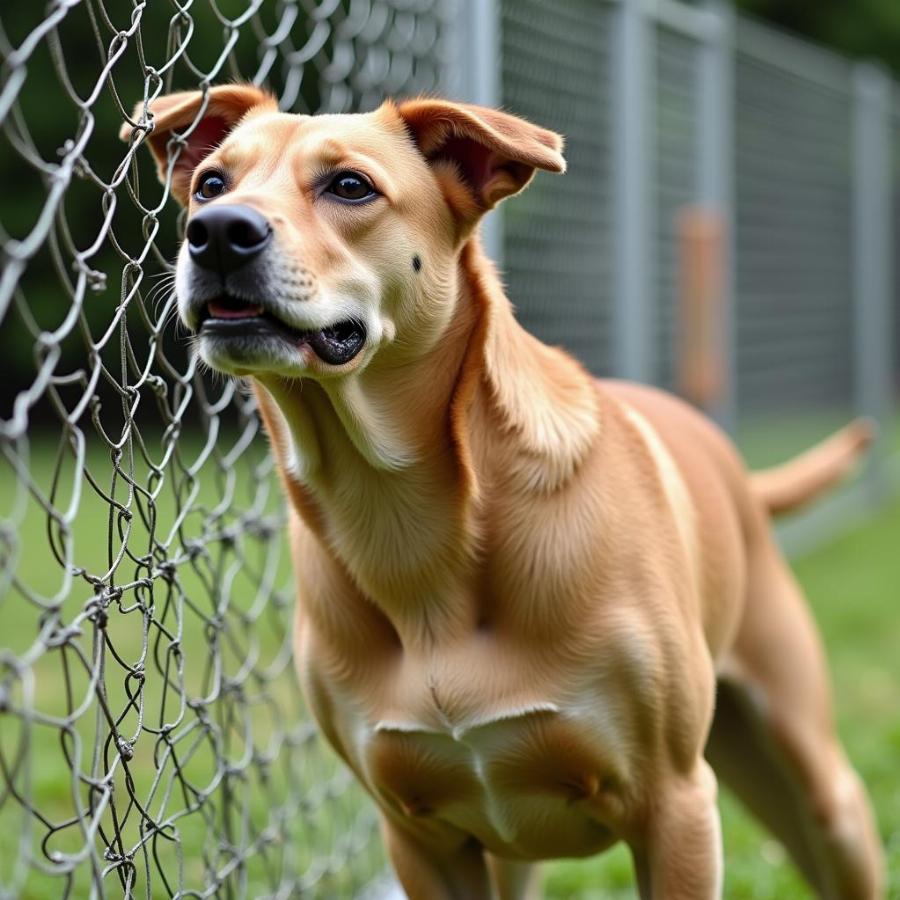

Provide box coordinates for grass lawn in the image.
[736,407,900,470]
[1,427,898,898]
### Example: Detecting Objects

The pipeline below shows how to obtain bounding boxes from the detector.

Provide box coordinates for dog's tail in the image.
[750,418,876,517]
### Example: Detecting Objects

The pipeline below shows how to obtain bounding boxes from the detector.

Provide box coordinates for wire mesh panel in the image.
[0,1,450,897]
[500,0,615,376]
[653,24,701,392]
[733,24,856,426]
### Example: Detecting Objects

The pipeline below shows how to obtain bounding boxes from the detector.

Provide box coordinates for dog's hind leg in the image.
[708,539,883,899]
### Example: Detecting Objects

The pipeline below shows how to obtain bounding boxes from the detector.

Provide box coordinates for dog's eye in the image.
[327,172,375,202]
[195,172,227,201]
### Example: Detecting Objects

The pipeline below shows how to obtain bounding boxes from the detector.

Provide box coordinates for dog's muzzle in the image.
[183,205,367,367]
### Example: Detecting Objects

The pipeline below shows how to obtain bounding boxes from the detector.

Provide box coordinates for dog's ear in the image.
[396,98,565,226]
[119,84,276,205]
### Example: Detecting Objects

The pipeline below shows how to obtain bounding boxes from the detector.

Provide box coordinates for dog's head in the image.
[122,85,565,380]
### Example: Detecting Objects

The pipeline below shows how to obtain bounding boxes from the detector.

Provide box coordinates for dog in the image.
[123,85,884,898]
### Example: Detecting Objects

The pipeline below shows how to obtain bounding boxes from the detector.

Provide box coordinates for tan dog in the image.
[124,85,884,899]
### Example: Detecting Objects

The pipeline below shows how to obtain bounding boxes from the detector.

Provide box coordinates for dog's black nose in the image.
[186,204,272,274]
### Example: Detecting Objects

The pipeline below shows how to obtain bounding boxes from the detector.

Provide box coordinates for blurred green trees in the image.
[737,0,900,73]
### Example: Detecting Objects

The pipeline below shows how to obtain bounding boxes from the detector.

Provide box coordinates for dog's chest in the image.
[336,638,637,858]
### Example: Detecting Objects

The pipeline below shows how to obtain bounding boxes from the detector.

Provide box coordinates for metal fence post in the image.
[853,62,893,502]
[446,0,503,265]
[612,0,655,382]
[697,0,737,435]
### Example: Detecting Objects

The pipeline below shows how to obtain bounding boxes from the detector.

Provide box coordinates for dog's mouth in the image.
[198,296,366,366]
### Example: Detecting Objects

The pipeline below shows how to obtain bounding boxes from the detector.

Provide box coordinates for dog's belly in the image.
[358,701,632,859]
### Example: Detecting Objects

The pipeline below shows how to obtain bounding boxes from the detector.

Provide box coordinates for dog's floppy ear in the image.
[119,84,276,205]
[396,98,566,226]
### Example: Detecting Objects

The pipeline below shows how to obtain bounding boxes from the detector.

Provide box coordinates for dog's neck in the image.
[256,237,599,642]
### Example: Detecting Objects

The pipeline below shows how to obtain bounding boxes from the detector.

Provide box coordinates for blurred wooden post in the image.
[677,208,726,412]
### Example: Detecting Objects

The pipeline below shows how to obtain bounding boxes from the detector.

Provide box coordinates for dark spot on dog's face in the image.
[412,254,422,273]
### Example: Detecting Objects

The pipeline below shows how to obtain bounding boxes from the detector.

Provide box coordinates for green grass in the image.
[545,497,900,899]
[2,427,899,898]
[737,407,900,470]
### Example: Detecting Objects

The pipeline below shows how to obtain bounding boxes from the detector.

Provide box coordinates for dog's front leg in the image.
[485,854,540,900]
[630,760,723,899]
[381,814,494,900]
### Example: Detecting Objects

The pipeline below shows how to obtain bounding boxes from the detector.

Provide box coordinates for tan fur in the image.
[128,86,884,898]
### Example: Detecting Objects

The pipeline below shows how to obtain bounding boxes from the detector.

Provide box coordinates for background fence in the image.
[0,0,897,898]
[480,0,900,552]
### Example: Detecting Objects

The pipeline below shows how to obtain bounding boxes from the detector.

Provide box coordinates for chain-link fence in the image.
[499,0,616,378]
[2,0,900,898]
[733,21,856,419]
[0,1,451,897]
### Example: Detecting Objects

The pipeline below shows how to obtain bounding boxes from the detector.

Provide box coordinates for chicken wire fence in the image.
[0,1,452,898]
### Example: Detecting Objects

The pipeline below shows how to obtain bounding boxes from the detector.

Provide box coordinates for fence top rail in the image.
[735,14,855,94]
[645,0,720,43]
[600,0,719,42]
[610,0,865,88]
